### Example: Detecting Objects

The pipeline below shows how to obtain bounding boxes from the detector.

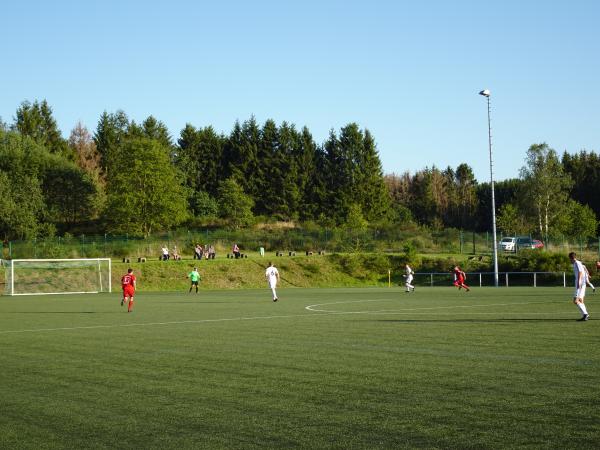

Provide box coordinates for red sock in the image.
[128,300,134,312]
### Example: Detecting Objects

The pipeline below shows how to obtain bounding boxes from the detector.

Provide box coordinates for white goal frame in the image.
[3,258,112,296]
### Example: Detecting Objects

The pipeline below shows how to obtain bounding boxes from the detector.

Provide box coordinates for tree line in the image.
[0,100,598,241]
[386,144,598,240]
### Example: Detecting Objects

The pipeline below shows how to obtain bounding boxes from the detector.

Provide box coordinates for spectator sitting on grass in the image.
[161,245,169,261]
[233,243,241,259]
[171,246,181,261]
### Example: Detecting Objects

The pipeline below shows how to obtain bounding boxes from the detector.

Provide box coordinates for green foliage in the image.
[106,137,188,236]
[0,171,44,239]
[344,204,368,232]
[520,143,573,239]
[497,203,531,235]
[217,177,255,229]
[13,100,72,159]
[42,163,102,224]
[402,242,420,266]
[322,124,389,224]
[3,99,600,241]
[498,250,569,272]
[94,110,129,179]
[192,191,219,218]
[562,150,600,221]
[556,200,598,238]
[176,125,225,198]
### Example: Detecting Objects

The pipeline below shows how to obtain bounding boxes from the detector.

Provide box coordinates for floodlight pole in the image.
[480,89,499,287]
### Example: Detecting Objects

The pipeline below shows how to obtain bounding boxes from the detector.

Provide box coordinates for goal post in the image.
[2,258,112,296]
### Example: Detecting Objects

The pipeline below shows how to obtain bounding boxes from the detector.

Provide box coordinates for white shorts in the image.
[574,285,586,299]
[269,281,277,289]
[406,275,414,284]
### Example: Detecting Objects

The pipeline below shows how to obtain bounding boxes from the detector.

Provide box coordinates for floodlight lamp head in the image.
[479,89,491,97]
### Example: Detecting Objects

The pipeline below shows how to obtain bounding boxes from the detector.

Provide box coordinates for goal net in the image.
[2,258,112,296]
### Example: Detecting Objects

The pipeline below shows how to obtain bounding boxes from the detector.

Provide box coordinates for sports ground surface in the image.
[0,287,598,449]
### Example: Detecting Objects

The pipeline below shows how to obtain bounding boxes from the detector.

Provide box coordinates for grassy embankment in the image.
[112,253,432,291]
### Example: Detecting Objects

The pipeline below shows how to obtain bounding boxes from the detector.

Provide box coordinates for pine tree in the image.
[13,100,72,159]
[94,110,129,180]
[296,127,321,220]
[356,129,390,222]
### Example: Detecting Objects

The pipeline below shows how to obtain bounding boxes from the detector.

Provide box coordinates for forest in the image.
[0,100,598,242]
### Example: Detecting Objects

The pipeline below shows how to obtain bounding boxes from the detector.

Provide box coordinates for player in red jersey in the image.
[452,266,470,291]
[121,268,137,312]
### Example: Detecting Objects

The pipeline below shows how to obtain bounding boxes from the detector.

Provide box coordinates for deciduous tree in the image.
[106,137,188,236]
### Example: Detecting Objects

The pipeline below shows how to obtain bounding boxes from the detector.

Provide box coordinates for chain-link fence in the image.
[2,229,599,260]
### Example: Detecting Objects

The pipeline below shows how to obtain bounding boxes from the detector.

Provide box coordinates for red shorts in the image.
[123,286,135,298]
[453,277,465,286]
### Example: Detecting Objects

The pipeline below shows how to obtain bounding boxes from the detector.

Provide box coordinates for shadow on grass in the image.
[167,301,256,304]
[375,318,584,323]
[6,311,113,314]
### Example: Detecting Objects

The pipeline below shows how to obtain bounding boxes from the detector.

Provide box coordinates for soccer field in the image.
[0,287,598,449]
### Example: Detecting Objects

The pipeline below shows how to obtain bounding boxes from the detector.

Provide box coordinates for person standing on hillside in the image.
[404,264,415,293]
[194,244,203,260]
[121,268,137,312]
[569,252,590,321]
[265,262,280,302]
[187,267,201,293]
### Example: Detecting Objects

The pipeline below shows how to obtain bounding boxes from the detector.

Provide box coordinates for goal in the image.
[2,258,112,296]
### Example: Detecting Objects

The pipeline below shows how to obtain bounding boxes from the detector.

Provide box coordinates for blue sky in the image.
[2,0,599,181]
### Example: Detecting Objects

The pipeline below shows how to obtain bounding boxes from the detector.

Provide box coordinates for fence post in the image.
[534,272,537,288]
[430,273,433,287]
[563,272,566,288]
[479,273,482,287]
[505,273,508,287]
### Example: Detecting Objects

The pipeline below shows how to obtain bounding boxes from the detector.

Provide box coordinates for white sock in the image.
[577,303,588,315]
[589,282,595,289]
[271,288,277,299]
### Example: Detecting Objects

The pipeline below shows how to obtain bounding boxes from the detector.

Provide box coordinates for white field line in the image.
[0,300,567,335]
[0,314,309,335]
[305,299,559,313]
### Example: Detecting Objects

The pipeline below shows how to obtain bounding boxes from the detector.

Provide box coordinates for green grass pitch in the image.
[0,287,598,449]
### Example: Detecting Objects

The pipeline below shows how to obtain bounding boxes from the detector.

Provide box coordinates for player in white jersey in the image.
[265,262,280,302]
[583,264,595,293]
[569,252,590,321]
[404,264,415,293]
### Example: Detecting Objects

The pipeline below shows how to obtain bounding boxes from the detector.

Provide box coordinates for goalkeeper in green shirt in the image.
[187,267,201,293]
